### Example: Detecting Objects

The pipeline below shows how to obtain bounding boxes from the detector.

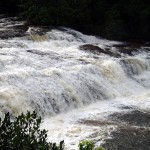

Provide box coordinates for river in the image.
[0,16,150,149]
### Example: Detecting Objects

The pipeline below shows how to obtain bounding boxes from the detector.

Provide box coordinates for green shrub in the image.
[78,140,105,150]
[79,140,94,150]
[0,111,106,150]
[0,111,64,150]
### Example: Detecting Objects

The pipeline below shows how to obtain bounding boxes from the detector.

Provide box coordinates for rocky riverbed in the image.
[81,107,150,150]
[103,110,150,150]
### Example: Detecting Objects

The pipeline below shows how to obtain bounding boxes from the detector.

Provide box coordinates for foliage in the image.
[1,0,150,40]
[79,140,94,150]
[0,112,106,150]
[0,111,64,150]
[0,0,21,13]
[78,140,105,150]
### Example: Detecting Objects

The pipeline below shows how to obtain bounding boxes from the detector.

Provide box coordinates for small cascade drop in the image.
[27,27,49,42]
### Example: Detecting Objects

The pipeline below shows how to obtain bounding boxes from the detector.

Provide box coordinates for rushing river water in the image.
[0,17,150,149]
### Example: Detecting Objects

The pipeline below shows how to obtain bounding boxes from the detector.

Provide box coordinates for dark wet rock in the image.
[0,14,6,19]
[13,24,28,31]
[113,42,145,49]
[0,30,22,39]
[0,25,28,39]
[26,49,61,61]
[142,47,150,51]
[79,119,115,126]
[121,106,133,109]
[79,44,121,57]
[26,50,50,56]
[112,43,130,48]
[118,47,139,55]
[101,110,150,150]
[112,42,150,56]
[112,44,139,56]
[79,44,103,52]
[118,105,134,110]
[145,42,150,47]
[110,110,150,127]
[0,52,6,55]
[0,16,28,39]
[102,127,150,150]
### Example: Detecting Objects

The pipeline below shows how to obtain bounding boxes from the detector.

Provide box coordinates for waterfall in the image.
[0,17,150,149]
[0,26,149,117]
[27,27,49,42]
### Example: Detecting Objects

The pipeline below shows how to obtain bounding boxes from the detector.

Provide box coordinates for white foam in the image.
[41,94,150,149]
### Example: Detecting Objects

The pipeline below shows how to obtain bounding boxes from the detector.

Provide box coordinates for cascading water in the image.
[0,17,150,149]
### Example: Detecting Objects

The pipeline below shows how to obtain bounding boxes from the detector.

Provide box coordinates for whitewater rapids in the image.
[0,17,150,149]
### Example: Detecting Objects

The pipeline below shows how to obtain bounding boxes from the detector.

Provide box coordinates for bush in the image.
[78,140,105,150]
[0,111,106,150]
[1,0,150,40]
[79,140,94,150]
[0,111,64,150]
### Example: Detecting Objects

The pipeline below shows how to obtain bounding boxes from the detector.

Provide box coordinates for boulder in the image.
[0,24,28,39]
[79,44,121,57]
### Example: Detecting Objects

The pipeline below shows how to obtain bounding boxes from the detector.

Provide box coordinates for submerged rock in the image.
[79,44,103,52]
[0,27,27,39]
[110,110,150,127]
[112,42,150,56]
[26,49,50,56]
[79,44,121,57]
[102,110,150,150]
[102,127,150,150]
[0,16,28,39]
